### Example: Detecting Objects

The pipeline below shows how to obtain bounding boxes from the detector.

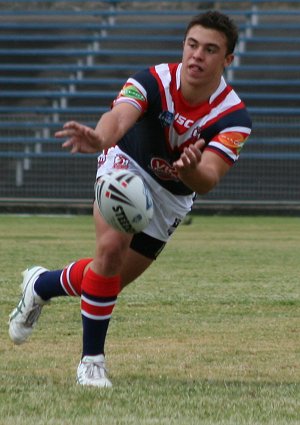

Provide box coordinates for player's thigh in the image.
[93,201,133,273]
[94,201,153,286]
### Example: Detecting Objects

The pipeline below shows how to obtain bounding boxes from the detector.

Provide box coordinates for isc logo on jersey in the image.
[174,113,194,129]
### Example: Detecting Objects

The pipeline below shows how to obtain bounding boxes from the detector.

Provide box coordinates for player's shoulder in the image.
[133,63,179,84]
[130,66,159,93]
[128,63,176,102]
[220,80,252,128]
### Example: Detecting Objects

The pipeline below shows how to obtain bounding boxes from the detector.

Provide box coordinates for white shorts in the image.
[96,146,194,242]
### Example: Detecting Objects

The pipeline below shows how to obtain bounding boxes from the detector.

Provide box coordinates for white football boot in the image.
[8,266,49,345]
[77,354,112,388]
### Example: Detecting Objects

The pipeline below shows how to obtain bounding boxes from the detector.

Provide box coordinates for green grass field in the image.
[0,214,299,425]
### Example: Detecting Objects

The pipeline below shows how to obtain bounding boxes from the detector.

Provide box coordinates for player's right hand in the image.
[55,121,102,154]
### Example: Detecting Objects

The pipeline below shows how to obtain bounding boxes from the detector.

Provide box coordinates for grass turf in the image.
[0,214,299,424]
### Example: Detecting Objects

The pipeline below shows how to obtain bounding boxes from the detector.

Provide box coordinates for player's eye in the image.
[188,41,197,49]
[206,46,217,54]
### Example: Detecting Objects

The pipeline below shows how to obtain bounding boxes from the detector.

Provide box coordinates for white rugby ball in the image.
[95,170,153,233]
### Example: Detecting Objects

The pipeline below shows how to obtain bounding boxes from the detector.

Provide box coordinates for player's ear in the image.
[224,53,234,68]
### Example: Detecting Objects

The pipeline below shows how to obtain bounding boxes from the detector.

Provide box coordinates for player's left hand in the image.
[173,139,205,172]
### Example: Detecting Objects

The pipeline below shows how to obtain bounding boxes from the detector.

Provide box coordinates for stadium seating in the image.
[1,0,300,209]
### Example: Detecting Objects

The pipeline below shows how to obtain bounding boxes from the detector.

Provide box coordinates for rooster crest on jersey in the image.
[95,170,153,234]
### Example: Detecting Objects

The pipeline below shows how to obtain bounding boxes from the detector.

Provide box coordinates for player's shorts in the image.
[96,146,194,259]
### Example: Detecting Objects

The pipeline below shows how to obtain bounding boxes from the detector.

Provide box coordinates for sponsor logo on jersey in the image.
[184,126,203,146]
[97,152,107,168]
[216,132,245,153]
[174,113,194,129]
[113,154,129,169]
[150,157,178,181]
[120,83,146,102]
[167,217,182,236]
[159,110,174,128]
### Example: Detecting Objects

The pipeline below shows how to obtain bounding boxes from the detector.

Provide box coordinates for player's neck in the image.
[180,79,221,106]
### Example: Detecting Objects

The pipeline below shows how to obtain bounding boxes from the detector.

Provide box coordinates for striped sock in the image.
[60,258,92,297]
[81,268,120,356]
[34,270,65,300]
[34,258,92,300]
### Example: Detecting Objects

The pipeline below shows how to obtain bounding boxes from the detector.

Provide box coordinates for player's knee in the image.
[95,234,131,274]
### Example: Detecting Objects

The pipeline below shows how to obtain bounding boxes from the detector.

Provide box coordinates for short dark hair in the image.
[184,10,239,55]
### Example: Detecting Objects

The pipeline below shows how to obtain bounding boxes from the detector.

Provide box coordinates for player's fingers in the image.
[68,140,83,154]
[194,138,206,151]
[70,144,80,153]
[61,139,72,147]
[180,147,199,168]
[180,151,191,167]
[174,151,191,168]
[173,158,183,169]
[66,123,97,144]
[83,126,97,141]
[189,145,202,162]
[62,137,79,149]
[63,121,82,130]
[55,129,73,138]
[57,121,87,138]
[174,144,202,169]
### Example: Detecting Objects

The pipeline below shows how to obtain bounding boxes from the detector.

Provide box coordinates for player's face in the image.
[181,25,233,90]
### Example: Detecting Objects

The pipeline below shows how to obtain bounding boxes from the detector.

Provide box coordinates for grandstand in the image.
[0,0,300,213]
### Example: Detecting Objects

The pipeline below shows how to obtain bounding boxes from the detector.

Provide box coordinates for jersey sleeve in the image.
[112,73,149,113]
[205,108,252,165]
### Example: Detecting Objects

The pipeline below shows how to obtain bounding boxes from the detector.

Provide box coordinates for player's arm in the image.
[173,139,231,195]
[94,103,142,149]
[55,103,142,154]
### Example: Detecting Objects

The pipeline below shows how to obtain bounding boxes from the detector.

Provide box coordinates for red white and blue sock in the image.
[81,268,120,356]
[33,259,120,356]
[34,258,92,300]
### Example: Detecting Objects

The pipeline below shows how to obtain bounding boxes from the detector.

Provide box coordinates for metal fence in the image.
[1,0,300,212]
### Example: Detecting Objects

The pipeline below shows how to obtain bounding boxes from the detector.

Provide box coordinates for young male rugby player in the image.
[9,11,252,387]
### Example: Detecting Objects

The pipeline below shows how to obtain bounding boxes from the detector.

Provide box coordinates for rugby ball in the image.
[95,170,153,233]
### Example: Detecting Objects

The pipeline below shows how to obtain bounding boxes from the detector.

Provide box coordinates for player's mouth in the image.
[188,64,205,77]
